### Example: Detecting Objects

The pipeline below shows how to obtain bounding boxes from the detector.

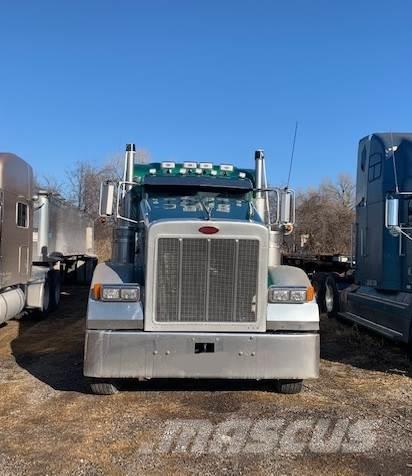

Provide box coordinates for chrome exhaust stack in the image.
[113,143,137,264]
[255,149,266,221]
[36,190,50,260]
[124,143,136,189]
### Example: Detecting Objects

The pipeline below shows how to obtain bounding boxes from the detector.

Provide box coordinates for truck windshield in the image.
[143,175,253,200]
[145,186,249,200]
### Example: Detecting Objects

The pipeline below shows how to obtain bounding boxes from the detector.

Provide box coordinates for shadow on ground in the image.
[8,286,411,394]
[320,314,411,377]
[10,286,88,393]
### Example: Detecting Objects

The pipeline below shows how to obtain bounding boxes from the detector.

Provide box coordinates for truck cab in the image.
[84,146,319,394]
[324,133,412,344]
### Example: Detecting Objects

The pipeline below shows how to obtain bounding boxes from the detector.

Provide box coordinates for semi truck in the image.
[0,152,96,325]
[310,133,412,346]
[84,144,320,395]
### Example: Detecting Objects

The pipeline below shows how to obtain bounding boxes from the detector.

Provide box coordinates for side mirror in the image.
[385,196,399,228]
[279,189,295,224]
[99,181,115,217]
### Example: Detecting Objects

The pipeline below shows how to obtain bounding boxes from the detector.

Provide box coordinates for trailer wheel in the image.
[325,274,339,317]
[89,380,119,395]
[39,278,52,316]
[275,379,303,394]
[49,270,61,310]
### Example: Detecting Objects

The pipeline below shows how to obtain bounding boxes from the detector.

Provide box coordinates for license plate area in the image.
[194,342,215,354]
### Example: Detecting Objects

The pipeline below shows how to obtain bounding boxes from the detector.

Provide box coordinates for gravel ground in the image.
[0,286,411,475]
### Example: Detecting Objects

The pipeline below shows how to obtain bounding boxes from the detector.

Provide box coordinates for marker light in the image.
[199,162,213,169]
[220,164,234,172]
[184,162,197,169]
[91,283,102,300]
[161,162,175,169]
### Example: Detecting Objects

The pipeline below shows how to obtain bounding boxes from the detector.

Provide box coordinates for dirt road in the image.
[0,286,411,475]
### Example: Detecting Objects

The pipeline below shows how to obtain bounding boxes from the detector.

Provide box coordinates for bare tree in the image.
[64,148,151,261]
[65,157,123,215]
[285,174,355,256]
[35,174,65,195]
[320,173,355,209]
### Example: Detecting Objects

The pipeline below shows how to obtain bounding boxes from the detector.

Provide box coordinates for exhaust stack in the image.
[36,190,50,260]
[125,143,136,188]
[255,149,266,221]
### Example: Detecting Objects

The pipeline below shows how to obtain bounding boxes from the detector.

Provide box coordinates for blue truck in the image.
[314,132,412,346]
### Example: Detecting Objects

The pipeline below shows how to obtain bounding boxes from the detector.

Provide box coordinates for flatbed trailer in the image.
[282,253,353,275]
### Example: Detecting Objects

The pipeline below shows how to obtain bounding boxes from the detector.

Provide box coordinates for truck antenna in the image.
[390,132,400,194]
[286,121,299,188]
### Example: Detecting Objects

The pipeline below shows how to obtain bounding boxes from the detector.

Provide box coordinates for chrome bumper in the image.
[84,330,319,380]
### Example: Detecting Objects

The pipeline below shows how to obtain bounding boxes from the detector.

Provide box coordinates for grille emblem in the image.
[198,226,219,234]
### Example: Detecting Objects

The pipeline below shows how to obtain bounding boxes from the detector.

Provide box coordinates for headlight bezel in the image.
[268,286,313,304]
[96,284,141,302]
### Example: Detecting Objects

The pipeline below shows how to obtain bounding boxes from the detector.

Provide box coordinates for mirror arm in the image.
[116,181,139,224]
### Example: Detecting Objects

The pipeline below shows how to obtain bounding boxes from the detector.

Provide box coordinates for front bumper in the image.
[84,330,319,380]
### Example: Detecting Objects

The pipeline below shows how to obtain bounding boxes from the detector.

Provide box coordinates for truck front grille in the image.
[156,238,259,323]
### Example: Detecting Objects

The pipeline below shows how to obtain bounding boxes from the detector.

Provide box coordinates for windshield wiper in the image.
[199,198,212,220]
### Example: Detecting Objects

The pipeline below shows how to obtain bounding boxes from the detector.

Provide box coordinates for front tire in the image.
[275,379,303,394]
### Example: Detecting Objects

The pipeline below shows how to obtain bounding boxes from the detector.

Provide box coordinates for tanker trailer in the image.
[32,191,96,284]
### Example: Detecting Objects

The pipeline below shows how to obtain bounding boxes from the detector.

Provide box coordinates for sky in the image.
[1,0,412,190]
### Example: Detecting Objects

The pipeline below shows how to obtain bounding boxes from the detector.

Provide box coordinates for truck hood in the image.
[144,197,263,224]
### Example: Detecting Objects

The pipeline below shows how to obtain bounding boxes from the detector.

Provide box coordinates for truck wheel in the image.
[41,278,52,315]
[89,380,119,395]
[325,274,339,317]
[275,379,303,394]
[312,272,327,313]
[49,270,61,310]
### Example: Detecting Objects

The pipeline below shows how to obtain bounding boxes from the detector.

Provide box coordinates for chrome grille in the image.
[156,238,259,323]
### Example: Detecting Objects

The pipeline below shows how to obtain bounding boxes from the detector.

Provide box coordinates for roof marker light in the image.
[220,164,234,172]
[199,162,213,170]
[161,161,175,169]
[184,162,197,169]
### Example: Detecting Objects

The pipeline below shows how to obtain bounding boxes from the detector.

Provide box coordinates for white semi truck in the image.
[84,145,319,394]
[0,152,95,324]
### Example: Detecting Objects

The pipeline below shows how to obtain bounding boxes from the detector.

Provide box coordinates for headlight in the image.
[102,287,121,300]
[268,286,312,304]
[269,288,291,302]
[94,284,140,302]
[120,287,139,301]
